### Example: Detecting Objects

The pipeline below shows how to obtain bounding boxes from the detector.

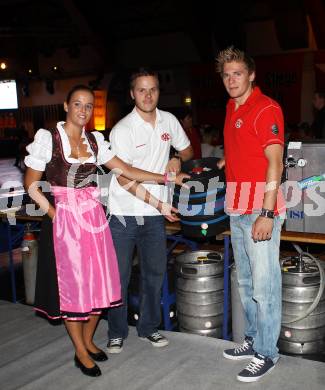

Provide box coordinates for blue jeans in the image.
[107,215,167,339]
[230,214,283,360]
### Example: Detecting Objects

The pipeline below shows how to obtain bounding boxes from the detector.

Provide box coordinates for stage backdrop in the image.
[314,50,325,92]
[255,52,304,125]
[190,63,227,128]
[191,53,304,127]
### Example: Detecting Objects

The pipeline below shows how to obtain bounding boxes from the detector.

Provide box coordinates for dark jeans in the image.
[107,215,167,339]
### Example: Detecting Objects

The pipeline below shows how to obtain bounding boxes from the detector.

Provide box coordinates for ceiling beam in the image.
[304,0,325,49]
[61,0,113,69]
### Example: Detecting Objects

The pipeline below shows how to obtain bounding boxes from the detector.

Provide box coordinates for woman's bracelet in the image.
[164,171,176,184]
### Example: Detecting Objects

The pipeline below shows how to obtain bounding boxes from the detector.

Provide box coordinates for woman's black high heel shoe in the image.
[74,355,102,377]
[87,349,108,362]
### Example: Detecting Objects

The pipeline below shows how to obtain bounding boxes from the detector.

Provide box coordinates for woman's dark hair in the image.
[66,85,94,103]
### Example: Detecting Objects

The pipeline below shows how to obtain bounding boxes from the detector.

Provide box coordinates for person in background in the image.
[216,47,285,382]
[106,68,193,354]
[14,126,30,169]
[24,84,188,378]
[311,91,325,139]
[201,125,224,159]
[175,107,202,159]
[287,122,312,142]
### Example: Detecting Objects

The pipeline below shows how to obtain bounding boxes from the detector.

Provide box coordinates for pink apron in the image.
[51,186,121,315]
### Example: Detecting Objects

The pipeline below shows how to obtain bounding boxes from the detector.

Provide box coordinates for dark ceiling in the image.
[1,0,325,79]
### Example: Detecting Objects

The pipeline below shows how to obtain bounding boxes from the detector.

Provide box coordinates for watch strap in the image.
[260,208,275,219]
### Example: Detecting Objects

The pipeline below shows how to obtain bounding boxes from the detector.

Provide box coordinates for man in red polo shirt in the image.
[216,47,285,382]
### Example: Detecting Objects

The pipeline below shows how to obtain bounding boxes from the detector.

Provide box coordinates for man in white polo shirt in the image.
[107,68,193,352]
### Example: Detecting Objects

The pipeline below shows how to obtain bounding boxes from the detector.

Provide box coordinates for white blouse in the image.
[24,121,115,171]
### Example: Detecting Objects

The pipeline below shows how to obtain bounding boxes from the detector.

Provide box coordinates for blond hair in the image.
[215,46,255,75]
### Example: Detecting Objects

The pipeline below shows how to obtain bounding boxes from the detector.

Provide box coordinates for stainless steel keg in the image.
[175,250,224,337]
[172,157,228,238]
[279,254,325,354]
[230,265,246,343]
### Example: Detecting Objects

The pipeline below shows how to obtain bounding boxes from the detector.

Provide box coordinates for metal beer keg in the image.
[279,253,325,354]
[173,157,229,238]
[175,250,224,337]
[21,224,38,305]
[230,265,245,343]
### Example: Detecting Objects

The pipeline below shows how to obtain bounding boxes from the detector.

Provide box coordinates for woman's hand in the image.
[25,167,55,219]
[174,172,190,188]
[158,202,180,222]
[165,157,181,174]
[48,208,56,221]
[164,172,190,188]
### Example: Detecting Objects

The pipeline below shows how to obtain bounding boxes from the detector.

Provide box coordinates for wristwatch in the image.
[260,208,274,219]
[171,155,181,160]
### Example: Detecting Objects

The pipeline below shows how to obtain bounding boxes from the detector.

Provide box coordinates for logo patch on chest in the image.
[161,132,171,141]
[271,124,279,135]
[235,119,243,128]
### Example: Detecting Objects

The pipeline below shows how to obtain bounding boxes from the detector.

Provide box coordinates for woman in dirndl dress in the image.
[24,85,187,377]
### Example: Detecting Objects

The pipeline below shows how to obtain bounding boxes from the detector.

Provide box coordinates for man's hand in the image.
[158,202,180,222]
[165,157,181,174]
[217,158,225,169]
[251,216,274,241]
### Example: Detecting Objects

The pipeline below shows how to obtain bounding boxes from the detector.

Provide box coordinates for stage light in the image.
[52,65,62,74]
[0,62,7,70]
[93,90,107,131]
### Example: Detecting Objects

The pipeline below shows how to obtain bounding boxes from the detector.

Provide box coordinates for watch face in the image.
[297,158,306,167]
[261,209,274,218]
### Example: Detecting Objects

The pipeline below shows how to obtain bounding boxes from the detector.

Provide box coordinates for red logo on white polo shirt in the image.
[235,119,243,128]
[161,132,171,141]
